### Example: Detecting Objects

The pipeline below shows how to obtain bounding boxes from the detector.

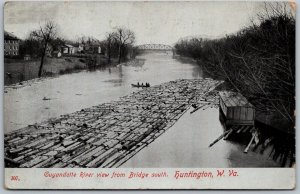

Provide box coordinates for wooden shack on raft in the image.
[219,91,255,127]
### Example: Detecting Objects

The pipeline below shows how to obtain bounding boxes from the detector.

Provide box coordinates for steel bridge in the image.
[136,44,173,51]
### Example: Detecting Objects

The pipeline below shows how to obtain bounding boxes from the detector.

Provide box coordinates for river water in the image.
[4,52,279,167]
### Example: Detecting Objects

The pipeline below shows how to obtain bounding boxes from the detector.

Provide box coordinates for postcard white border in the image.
[4,168,295,189]
[1,0,299,192]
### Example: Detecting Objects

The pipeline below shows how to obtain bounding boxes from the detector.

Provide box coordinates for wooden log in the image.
[13,155,25,162]
[244,132,257,153]
[209,130,230,147]
[23,149,41,158]
[236,126,246,134]
[9,147,25,154]
[20,156,48,168]
[41,158,60,168]
[68,145,92,160]
[18,148,33,156]
[5,157,21,166]
[223,129,234,140]
[62,140,75,147]
[86,149,117,168]
[92,139,107,146]
[24,138,47,149]
[44,150,58,156]
[242,126,252,133]
[40,141,56,150]
[100,150,125,168]
[9,137,30,146]
[62,142,83,152]
[51,162,67,168]
[7,137,22,144]
[190,104,207,114]
[72,146,104,164]
[32,157,54,168]
[61,154,73,163]
[86,137,95,144]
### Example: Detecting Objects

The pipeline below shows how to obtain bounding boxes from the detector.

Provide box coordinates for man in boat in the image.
[137,82,140,87]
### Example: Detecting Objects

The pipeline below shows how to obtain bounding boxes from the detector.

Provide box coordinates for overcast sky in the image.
[4,1,268,45]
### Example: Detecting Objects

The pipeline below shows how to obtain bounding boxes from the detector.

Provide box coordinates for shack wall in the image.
[227,106,254,120]
[220,98,227,116]
[226,106,255,125]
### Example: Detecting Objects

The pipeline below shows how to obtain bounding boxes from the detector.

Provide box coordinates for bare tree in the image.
[105,32,116,64]
[174,2,295,127]
[113,27,135,64]
[30,21,57,77]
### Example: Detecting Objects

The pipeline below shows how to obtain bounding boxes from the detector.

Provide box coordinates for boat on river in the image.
[131,84,150,88]
[131,83,150,88]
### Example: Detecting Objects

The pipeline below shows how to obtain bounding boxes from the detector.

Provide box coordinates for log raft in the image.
[5,79,223,168]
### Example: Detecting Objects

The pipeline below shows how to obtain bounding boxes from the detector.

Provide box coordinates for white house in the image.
[61,44,76,54]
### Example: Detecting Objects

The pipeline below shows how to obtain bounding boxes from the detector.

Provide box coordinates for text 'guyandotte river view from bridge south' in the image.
[4,1,295,169]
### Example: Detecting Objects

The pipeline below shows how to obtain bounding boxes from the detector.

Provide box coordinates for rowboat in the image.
[131,84,150,88]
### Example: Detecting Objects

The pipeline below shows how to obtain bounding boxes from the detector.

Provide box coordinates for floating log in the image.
[5,79,223,168]
[5,157,20,167]
[223,129,234,140]
[20,156,48,168]
[33,157,55,168]
[244,132,257,153]
[209,130,230,147]
[190,104,207,114]
[86,149,117,168]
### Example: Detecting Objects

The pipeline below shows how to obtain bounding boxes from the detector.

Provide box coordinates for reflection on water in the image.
[4,52,203,133]
[122,107,279,168]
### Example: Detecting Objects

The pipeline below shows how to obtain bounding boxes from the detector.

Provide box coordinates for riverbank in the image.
[4,56,127,86]
[173,55,294,167]
[4,57,142,91]
[5,79,222,168]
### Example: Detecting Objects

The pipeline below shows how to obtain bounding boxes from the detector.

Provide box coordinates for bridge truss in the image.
[137,44,173,51]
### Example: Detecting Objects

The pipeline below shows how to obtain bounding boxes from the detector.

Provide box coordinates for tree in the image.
[51,37,65,51]
[174,2,295,129]
[113,27,135,64]
[30,21,57,77]
[19,37,42,58]
[105,32,115,63]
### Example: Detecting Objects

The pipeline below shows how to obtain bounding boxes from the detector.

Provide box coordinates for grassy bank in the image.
[4,56,119,86]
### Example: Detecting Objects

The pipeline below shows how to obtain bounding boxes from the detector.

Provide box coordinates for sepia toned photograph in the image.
[3,0,296,189]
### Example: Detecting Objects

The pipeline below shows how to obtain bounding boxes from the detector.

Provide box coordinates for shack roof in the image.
[219,91,253,108]
[62,44,74,48]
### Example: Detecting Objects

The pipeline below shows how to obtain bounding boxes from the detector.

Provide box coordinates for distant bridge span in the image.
[136,44,173,51]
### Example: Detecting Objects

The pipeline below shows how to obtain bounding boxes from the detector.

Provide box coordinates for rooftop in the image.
[4,31,20,40]
[219,91,253,107]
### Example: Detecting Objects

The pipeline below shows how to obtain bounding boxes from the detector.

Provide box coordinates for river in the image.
[4,52,279,167]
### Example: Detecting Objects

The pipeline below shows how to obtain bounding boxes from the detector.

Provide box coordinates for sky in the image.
[4,1,272,45]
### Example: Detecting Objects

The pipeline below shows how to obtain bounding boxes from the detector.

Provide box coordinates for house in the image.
[78,44,84,52]
[24,54,31,61]
[4,31,20,56]
[61,44,76,54]
[73,43,84,53]
[52,51,62,58]
[219,91,255,127]
[84,44,101,54]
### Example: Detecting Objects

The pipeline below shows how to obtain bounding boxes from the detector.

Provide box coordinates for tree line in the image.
[175,3,295,131]
[19,21,136,77]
